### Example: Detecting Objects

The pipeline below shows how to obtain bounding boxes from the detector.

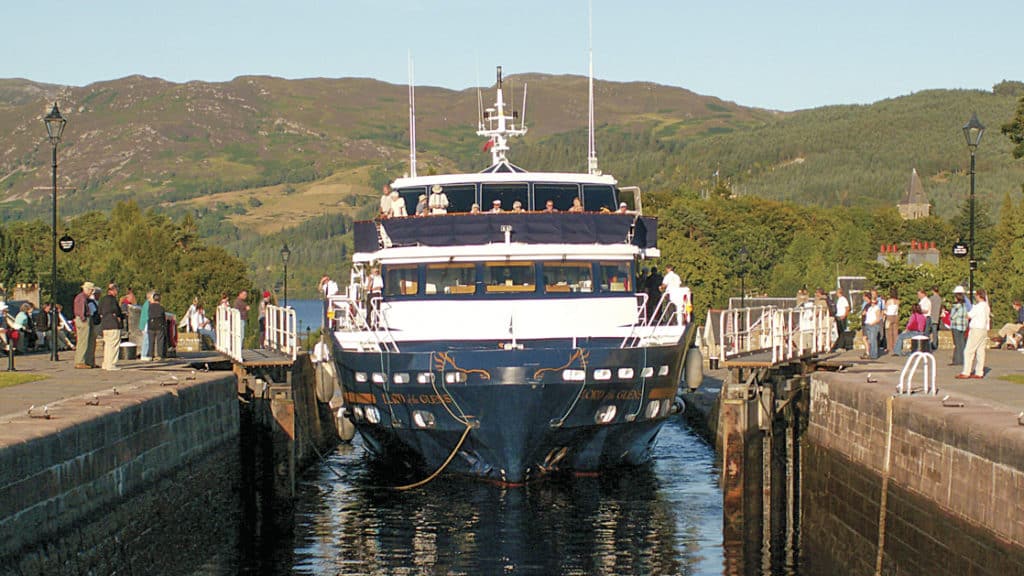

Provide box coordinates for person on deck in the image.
[617,202,629,214]
[568,197,584,212]
[428,184,449,214]
[379,184,393,219]
[389,190,408,218]
[489,199,503,213]
[543,200,558,213]
[415,194,428,216]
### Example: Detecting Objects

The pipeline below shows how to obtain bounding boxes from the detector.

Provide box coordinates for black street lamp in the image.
[281,243,291,307]
[44,102,66,362]
[738,246,749,309]
[962,112,985,300]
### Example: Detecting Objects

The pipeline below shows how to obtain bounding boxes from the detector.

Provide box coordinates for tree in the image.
[1001,95,1024,159]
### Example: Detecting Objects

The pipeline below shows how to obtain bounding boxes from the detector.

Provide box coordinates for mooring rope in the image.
[874,394,895,576]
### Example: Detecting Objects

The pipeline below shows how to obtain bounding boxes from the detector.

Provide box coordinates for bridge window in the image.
[482,183,529,211]
[542,262,593,293]
[436,184,477,213]
[484,261,536,293]
[583,184,617,212]
[598,261,632,292]
[383,264,419,296]
[425,263,477,295]
[534,183,580,211]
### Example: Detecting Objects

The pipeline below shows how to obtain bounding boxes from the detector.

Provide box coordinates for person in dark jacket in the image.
[99,283,126,370]
[147,292,167,361]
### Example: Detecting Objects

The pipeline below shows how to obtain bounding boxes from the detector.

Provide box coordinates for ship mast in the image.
[477,66,527,165]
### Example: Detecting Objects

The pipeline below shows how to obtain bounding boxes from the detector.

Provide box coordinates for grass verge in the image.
[0,372,48,389]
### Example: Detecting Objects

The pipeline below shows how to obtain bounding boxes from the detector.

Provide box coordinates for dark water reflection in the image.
[256,419,724,575]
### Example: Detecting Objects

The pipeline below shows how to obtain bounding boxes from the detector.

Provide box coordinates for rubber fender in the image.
[337,407,356,442]
[684,347,704,391]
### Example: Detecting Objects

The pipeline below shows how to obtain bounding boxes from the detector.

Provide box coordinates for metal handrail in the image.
[897,351,936,395]
[265,304,298,360]
[325,294,399,353]
[215,304,243,363]
[714,304,834,364]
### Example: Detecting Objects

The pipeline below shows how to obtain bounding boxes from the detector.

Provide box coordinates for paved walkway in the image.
[0,350,227,420]
[819,346,1024,413]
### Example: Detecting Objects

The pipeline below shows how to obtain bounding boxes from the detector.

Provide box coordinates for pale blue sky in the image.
[3,0,1019,111]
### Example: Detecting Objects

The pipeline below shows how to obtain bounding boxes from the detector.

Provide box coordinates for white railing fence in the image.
[709,304,834,364]
[265,304,298,360]
[215,304,243,363]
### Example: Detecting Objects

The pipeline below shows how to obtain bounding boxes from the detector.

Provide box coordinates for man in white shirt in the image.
[917,288,932,339]
[319,275,339,297]
[831,288,851,351]
[661,265,683,324]
[958,288,991,379]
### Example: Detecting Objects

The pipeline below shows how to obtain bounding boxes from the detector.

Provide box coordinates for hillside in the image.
[1,74,1022,297]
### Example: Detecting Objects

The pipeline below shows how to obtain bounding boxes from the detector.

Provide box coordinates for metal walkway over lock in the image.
[215,304,297,367]
[704,304,834,369]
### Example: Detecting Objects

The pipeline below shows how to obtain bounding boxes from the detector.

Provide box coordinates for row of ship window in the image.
[395,183,620,214]
[351,398,675,427]
[382,260,634,297]
[353,365,670,385]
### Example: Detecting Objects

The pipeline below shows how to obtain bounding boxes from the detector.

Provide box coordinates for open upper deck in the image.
[353,212,659,255]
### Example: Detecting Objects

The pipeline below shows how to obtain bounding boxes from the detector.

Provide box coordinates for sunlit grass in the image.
[998,374,1024,385]
[0,372,47,389]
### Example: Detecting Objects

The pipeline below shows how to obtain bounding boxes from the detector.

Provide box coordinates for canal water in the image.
[205,417,738,575]
[219,300,769,575]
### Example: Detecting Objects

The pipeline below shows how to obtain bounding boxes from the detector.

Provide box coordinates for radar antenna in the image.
[476,66,528,165]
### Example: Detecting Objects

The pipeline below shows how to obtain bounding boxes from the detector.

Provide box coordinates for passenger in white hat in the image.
[428,184,449,215]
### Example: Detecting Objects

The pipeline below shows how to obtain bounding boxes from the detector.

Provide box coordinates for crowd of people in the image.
[0,280,237,371]
[840,284,1011,379]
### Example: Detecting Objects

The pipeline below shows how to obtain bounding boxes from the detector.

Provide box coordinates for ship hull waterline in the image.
[333,330,695,485]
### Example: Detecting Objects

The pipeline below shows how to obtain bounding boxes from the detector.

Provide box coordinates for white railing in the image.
[215,304,243,363]
[265,304,298,360]
[325,294,399,353]
[619,290,689,349]
[897,351,937,395]
[710,304,833,365]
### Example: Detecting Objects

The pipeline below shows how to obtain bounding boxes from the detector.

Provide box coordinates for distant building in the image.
[876,241,939,267]
[897,168,930,220]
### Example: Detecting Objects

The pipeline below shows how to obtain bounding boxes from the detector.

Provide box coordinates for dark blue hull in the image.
[334,330,695,484]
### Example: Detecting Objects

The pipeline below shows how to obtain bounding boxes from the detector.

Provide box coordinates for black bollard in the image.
[6,336,14,372]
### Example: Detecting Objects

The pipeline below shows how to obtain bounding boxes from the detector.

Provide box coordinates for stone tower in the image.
[897,168,930,220]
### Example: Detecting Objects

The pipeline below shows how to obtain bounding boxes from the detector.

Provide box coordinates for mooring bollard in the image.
[6,337,14,372]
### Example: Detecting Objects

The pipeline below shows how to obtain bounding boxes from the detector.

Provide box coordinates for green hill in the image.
[0,74,1022,297]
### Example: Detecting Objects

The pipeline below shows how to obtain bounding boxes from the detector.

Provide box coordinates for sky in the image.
[3,0,1020,112]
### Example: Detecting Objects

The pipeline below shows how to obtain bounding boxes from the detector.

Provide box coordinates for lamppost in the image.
[962,112,985,300]
[44,103,66,362]
[281,243,291,308]
[738,246,749,309]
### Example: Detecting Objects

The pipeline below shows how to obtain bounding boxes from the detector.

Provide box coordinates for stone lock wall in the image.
[0,375,240,575]
[804,373,1024,573]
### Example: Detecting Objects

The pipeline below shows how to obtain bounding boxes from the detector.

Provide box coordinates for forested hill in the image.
[0,74,1022,299]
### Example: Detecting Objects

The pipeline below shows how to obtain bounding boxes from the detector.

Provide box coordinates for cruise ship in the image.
[326,68,699,485]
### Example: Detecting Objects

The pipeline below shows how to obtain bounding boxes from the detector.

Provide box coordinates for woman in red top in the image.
[892,304,927,356]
